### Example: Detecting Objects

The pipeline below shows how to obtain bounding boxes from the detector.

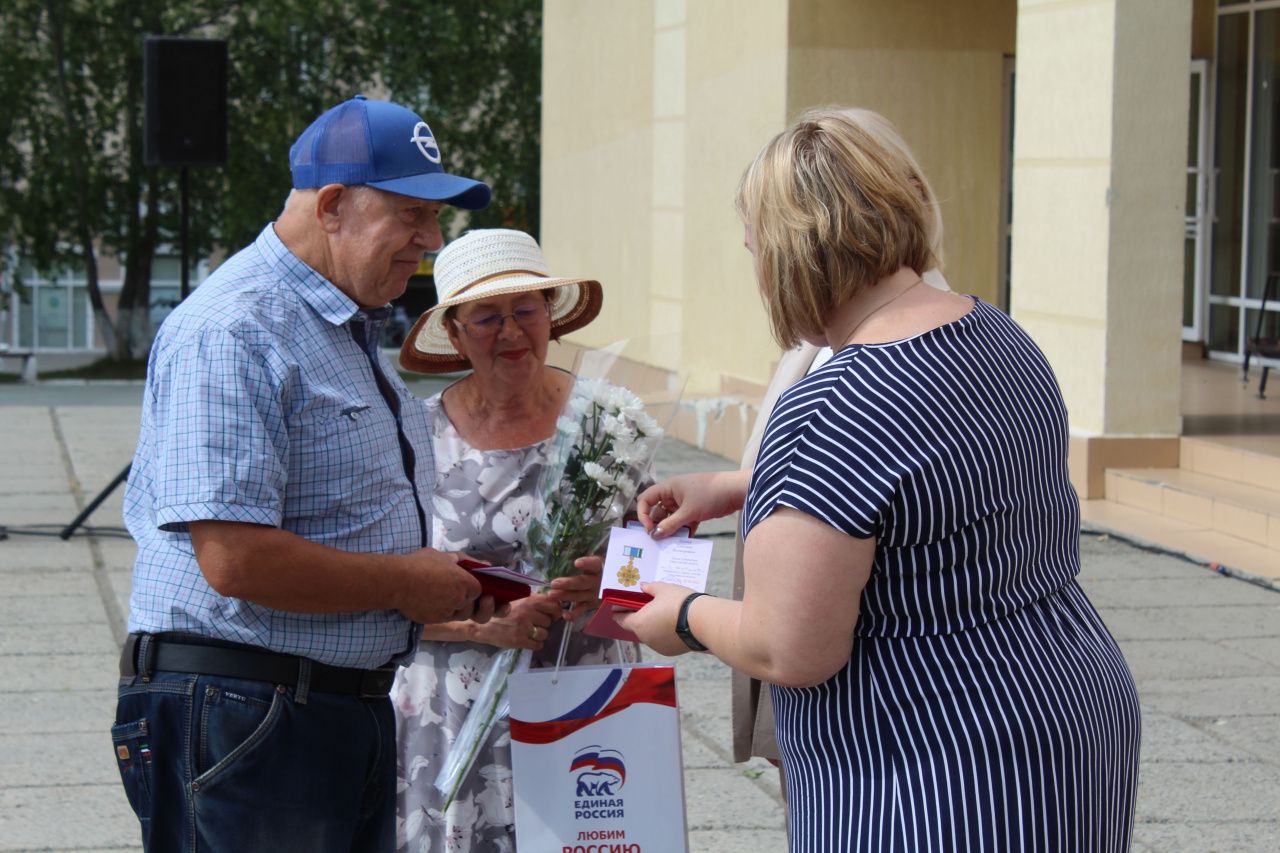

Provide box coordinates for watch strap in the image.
[675,592,709,652]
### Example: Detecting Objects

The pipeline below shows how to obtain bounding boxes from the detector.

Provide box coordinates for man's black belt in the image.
[119,633,397,699]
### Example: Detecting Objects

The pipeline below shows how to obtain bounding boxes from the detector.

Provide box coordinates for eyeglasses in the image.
[453,302,551,339]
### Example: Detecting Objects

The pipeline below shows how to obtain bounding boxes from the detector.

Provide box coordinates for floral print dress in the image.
[391,391,639,852]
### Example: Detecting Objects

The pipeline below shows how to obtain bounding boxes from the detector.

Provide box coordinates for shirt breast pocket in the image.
[287,397,403,519]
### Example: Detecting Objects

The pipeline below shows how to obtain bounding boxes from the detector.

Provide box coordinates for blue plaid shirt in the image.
[123,225,433,668]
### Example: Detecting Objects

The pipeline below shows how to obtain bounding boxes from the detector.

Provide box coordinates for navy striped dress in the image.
[743,298,1140,852]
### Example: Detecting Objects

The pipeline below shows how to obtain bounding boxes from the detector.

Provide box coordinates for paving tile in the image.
[0,594,108,625]
[0,540,97,572]
[1138,675,1280,717]
[0,570,98,597]
[684,767,788,831]
[1137,712,1247,764]
[1093,607,1192,641]
[1118,638,1270,681]
[1133,761,1280,824]
[0,653,120,693]
[681,726,729,769]
[1083,576,1276,609]
[107,569,134,623]
[1122,604,1280,641]
[97,539,139,573]
[0,689,117,735]
[0,731,120,787]
[1131,820,1279,853]
[676,679,734,731]
[1216,636,1280,673]
[691,827,789,852]
[0,784,141,852]
[1079,535,1204,580]
[0,621,118,656]
[1179,714,1280,765]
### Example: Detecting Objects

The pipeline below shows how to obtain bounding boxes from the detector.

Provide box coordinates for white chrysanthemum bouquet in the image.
[525,378,663,585]
[435,377,665,810]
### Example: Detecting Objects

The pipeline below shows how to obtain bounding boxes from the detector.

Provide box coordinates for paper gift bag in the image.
[509,663,689,851]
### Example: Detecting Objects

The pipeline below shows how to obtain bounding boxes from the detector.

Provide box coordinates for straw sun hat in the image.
[399,229,603,374]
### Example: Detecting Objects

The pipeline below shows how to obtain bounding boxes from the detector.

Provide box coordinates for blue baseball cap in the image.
[289,95,491,210]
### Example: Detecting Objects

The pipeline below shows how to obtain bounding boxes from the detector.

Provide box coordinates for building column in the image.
[1011,0,1192,498]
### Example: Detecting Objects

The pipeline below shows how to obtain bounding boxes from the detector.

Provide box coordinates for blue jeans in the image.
[113,667,396,852]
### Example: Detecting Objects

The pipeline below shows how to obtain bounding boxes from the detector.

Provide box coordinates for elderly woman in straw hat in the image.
[390,228,639,850]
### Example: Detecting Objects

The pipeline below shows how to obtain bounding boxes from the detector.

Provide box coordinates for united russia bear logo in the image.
[570,746,626,797]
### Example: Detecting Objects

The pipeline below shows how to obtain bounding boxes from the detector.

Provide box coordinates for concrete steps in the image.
[1082,437,1280,581]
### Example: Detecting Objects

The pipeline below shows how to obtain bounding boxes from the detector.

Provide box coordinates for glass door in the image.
[1211,2,1280,361]
[1186,60,1210,342]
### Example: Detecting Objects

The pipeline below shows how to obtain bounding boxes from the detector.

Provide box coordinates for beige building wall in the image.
[1010,0,1190,496]
[544,0,1017,405]
[542,1,659,364]
[543,0,788,396]
[786,0,1016,303]
[1010,0,1188,435]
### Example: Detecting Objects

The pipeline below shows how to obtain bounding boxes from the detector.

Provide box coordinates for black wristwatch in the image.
[675,592,709,652]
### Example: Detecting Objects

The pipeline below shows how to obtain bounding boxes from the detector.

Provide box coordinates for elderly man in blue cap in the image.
[114,96,493,852]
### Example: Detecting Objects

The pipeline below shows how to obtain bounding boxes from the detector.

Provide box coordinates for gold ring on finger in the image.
[529,626,539,641]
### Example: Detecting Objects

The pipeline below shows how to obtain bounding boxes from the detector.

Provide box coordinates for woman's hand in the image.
[636,470,752,540]
[546,555,605,621]
[613,581,699,657]
[470,593,563,651]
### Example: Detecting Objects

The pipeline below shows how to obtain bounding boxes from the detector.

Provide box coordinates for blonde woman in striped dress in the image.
[621,108,1140,852]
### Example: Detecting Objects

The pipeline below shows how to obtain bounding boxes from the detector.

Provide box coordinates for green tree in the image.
[0,0,228,359]
[0,0,541,361]
[372,0,543,238]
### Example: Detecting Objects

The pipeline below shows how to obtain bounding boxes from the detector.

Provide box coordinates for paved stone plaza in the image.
[1,382,1277,851]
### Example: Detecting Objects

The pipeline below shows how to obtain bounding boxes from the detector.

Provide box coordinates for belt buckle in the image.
[359,666,396,699]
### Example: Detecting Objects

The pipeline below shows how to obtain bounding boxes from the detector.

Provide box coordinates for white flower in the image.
[633,411,663,438]
[601,413,634,441]
[580,378,614,404]
[610,437,644,466]
[615,474,637,498]
[405,753,432,784]
[430,796,477,852]
[582,461,615,488]
[493,494,535,543]
[477,463,517,501]
[556,415,582,438]
[475,764,514,828]
[391,661,444,727]
[607,385,643,417]
[568,394,593,417]
[444,650,489,706]
[400,807,423,847]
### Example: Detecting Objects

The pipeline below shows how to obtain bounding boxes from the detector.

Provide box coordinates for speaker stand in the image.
[180,166,190,299]
[60,463,131,540]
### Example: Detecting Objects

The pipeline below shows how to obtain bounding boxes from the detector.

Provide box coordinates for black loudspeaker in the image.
[144,37,227,167]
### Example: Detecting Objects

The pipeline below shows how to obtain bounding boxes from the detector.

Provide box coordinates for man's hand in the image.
[393,548,486,624]
[189,521,492,624]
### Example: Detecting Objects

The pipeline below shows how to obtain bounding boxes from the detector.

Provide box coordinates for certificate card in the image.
[600,525,713,597]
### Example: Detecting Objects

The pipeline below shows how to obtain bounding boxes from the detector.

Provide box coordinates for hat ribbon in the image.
[448,268,550,301]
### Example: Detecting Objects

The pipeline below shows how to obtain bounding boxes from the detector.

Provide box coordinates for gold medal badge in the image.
[616,545,643,587]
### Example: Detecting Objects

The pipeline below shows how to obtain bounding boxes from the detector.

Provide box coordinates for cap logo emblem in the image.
[410,122,442,164]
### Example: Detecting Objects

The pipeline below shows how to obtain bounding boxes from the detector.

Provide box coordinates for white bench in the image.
[0,348,37,382]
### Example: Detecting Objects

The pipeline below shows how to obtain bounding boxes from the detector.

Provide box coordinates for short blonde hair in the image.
[736,107,939,348]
